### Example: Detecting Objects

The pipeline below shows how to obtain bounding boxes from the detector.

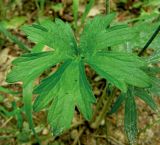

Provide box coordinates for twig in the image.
[138,25,160,56]
[93,134,125,145]
[108,136,126,145]
[71,120,84,128]
[72,126,85,145]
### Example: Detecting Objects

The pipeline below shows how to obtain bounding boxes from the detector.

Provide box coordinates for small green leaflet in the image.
[135,88,158,111]
[124,88,138,145]
[108,94,125,114]
[7,14,151,136]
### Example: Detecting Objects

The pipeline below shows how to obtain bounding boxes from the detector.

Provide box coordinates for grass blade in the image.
[0,22,30,52]
[0,86,20,95]
[81,0,95,25]
[73,0,79,30]
[23,82,40,144]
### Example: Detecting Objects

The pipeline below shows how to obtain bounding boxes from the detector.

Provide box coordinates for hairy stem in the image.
[138,25,160,56]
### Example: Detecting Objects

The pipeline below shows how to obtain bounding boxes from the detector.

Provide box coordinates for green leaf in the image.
[6,15,154,139]
[16,109,23,129]
[33,60,95,135]
[81,0,95,25]
[21,19,78,56]
[51,3,63,12]
[80,13,115,54]
[79,13,139,55]
[23,82,40,143]
[33,61,71,111]
[2,16,26,29]
[87,52,151,92]
[0,22,30,52]
[73,0,79,29]
[12,102,23,129]
[135,89,158,111]
[144,0,160,7]
[108,94,125,114]
[149,77,160,96]
[0,86,20,95]
[124,22,160,52]
[6,51,67,85]
[124,88,138,144]
[77,61,96,120]
[31,43,44,53]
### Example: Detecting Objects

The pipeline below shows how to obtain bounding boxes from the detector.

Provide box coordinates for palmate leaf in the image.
[22,19,78,56]
[87,52,151,92]
[79,13,138,55]
[6,14,152,137]
[6,51,68,85]
[34,60,96,135]
[6,19,78,138]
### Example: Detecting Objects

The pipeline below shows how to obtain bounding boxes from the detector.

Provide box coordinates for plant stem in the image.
[72,126,85,145]
[91,87,117,129]
[91,85,107,122]
[105,0,110,14]
[106,0,111,50]
[138,25,160,56]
